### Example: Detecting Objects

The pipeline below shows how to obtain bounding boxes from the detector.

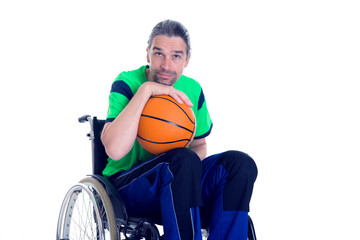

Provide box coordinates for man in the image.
[101,20,257,240]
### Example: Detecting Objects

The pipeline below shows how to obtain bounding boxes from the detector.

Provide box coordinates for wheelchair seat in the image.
[56,115,257,240]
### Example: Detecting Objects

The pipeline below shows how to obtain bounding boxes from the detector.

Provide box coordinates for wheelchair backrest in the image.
[90,117,109,175]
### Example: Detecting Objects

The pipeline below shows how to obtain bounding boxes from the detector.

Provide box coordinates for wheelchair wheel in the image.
[57,177,117,240]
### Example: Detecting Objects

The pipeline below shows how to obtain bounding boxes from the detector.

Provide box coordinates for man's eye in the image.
[174,55,181,59]
[155,52,162,56]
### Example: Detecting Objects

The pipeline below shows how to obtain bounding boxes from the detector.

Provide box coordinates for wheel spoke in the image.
[57,178,117,240]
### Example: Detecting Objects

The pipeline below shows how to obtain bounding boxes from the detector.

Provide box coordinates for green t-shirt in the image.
[103,65,213,177]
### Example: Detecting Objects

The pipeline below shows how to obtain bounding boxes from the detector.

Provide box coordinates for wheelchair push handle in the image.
[78,114,95,140]
[78,114,91,123]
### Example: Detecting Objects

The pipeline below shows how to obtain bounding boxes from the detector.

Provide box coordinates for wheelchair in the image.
[56,115,257,240]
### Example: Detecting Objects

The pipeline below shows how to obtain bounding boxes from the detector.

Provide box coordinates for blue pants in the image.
[109,148,257,240]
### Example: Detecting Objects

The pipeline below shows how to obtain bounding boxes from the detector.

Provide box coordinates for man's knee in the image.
[166,148,203,208]
[218,150,258,211]
[218,150,258,182]
[167,147,202,174]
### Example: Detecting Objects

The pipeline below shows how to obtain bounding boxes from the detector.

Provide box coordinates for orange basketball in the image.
[137,95,196,155]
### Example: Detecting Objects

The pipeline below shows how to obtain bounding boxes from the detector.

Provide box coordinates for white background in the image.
[1,0,359,239]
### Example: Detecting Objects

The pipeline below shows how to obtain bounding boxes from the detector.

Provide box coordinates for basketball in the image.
[137,95,196,155]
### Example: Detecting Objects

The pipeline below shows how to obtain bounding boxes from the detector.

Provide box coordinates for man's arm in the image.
[189,138,207,160]
[101,81,192,161]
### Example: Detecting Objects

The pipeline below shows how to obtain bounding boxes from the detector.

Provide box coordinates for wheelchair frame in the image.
[56,115,257,240]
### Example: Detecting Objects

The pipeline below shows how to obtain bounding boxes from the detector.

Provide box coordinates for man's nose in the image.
[160,57,172,70]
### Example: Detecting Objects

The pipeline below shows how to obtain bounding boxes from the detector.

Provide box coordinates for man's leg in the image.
[201,151,258,240]
[109,148,203,240]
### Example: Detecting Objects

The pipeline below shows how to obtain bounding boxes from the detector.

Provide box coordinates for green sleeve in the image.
[106,91,129,121]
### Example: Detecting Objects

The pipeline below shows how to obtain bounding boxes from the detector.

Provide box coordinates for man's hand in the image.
[143,81,193,107]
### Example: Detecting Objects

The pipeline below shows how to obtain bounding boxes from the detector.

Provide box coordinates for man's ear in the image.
[146,48,150,63]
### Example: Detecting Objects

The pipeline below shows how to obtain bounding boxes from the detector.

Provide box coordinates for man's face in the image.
[146,35,190,86]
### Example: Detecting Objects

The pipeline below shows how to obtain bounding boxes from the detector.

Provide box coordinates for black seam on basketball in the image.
[141,114,194,133]
[137,135,191,144]
[150,96,195,124]
[183,139,190,148]
[190,122,196,142]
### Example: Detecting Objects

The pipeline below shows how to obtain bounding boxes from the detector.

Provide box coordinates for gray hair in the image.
[147,20,191,58]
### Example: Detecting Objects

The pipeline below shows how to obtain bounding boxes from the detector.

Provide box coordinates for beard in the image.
[152,69,178,86]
